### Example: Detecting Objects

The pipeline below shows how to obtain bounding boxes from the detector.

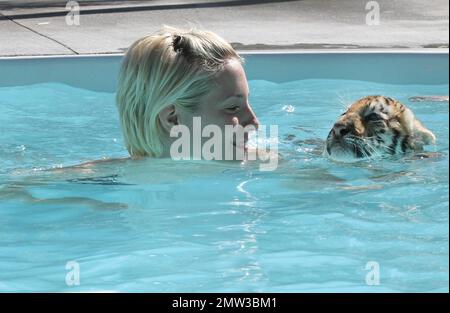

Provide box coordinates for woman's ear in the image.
[158,105,179,133]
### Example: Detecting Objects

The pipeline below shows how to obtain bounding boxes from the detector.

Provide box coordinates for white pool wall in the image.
[0,51,448,93]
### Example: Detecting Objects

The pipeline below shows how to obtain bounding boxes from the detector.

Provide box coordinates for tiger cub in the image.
[324,95,436,161]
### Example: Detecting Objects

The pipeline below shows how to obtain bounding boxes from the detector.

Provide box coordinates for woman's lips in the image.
[232,132,250,149]
[232,142,248,152]
[233,143,246,149]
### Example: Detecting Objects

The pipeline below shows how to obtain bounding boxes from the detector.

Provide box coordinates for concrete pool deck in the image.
[0,0,448,57]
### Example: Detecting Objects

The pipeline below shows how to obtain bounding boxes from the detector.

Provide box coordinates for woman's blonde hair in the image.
[116,26,243,158]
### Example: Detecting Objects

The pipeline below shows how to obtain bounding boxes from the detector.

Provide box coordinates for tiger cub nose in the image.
[333,124,351,138]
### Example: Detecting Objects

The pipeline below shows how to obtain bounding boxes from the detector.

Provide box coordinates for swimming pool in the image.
[0,52,448,292]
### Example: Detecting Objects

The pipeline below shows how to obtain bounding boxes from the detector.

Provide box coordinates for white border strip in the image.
[241,49,449,54]
[0,49,448,60]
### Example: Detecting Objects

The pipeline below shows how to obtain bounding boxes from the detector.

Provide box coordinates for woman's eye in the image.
[226,106,240,113]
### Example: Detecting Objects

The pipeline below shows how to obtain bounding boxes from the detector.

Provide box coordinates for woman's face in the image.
[176,58,260,159]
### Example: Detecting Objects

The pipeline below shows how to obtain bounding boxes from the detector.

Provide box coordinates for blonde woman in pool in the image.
[44,26,277,177]
[116,26,262,162]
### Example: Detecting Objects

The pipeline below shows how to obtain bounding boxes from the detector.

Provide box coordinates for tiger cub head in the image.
[324,96,436,162]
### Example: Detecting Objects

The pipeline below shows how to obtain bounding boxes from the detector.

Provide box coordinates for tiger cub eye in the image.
[365,113,382,121]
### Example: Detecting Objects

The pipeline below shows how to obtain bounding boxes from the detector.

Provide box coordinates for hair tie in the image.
[172,35,184,54]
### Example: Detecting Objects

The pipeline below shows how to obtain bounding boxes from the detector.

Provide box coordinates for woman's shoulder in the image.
[48,157,131,174]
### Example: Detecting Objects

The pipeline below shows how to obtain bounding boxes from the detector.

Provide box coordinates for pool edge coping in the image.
[0,49,448,60]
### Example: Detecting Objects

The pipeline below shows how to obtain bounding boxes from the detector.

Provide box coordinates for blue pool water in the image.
[0,79,448,292]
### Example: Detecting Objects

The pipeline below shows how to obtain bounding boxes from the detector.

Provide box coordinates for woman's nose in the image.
[241,104,259,129]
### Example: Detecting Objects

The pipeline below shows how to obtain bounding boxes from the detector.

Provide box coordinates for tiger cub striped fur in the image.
[324,95,436,161]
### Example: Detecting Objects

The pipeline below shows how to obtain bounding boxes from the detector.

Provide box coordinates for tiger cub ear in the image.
[401,106,436,145]
[413,119,436,145]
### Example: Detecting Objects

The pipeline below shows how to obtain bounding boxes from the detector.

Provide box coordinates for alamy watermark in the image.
[365,261,380,286]
[65,261,80,286]
[365,1,380,26]
[66,1,80,26]
[169,117,279,171]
